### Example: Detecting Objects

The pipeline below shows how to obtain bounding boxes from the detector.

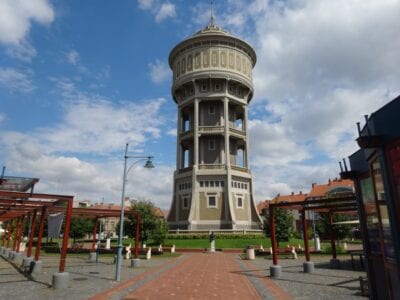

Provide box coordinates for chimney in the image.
[328,179,331,185]
[312,183,316,188]
[299,191,302,195]
[291,192,294,196]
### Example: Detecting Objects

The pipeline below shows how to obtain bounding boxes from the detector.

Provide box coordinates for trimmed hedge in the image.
[167,234,266,240]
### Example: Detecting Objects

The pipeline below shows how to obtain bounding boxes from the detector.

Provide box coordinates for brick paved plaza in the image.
[0,252,366,299]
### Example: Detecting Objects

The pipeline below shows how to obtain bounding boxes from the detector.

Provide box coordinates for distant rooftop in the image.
[0,176,39,192]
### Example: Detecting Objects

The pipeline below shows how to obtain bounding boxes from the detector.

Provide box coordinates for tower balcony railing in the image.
[178,166,193,174]
[198,126,224,135]
[229,126,246,138]
[198,164,225,170]
[231,165,249,173]
[180,129,194,139]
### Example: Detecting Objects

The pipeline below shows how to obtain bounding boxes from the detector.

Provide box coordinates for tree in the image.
[69,218,95,242]
[316,213,353,240]
[262,208,294,246]
[125,200,168,246]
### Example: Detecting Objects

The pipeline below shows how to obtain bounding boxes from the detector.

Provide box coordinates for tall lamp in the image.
[115,143,154,281]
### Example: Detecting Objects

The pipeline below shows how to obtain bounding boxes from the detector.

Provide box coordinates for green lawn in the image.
[162,238,306,249]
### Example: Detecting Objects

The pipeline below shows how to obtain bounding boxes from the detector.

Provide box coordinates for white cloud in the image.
[0,113,5,124]
[148,59,170,84]
[0,67,35,92]
[3,138,174,208]
[0,0,54,61]
[138,0,176,23]
[138,0,154,10]
[0,79,174,208]
[155,2,176,23]
[166,128,176,137]
[218,0,400,200]
[249,120,310,166]
[67,49,79,65]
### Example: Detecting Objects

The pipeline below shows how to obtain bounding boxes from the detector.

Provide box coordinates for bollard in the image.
[131,258,140,267]
[52,272,69,289]
[270,265,282,278]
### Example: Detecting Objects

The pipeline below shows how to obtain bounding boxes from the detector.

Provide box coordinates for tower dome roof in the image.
[193,23,229,37]
[169,22,257,68]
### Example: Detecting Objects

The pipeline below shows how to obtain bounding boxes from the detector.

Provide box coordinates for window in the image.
[207,194,217,208]
[215,181,220,187]
[182,196,189,209]
[237,196,243,208]
[200,181,204,187]
[209,105,215,115]
[209,140,216,150]
[220,181,224,187]
[205,181,209,187]
[210,181,214,187]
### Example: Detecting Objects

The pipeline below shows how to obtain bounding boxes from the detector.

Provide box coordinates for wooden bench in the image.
[269,246,298,259]
[347,250,364,270]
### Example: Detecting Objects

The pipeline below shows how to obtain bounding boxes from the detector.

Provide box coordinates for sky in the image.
[0,0,399,209]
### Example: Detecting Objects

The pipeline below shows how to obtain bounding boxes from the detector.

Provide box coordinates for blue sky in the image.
[0,0,399,209]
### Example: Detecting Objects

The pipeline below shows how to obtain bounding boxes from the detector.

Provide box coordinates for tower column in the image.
[244,105,249,168]
[194,98,199,166]
[224,97,230,167]
[176,109,182,170]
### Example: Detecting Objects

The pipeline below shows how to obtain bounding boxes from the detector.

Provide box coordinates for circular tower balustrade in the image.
[169,24,256,104]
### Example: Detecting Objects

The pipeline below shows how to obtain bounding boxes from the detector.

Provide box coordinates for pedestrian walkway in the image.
[91,252,292,300]
[0,252,366,299]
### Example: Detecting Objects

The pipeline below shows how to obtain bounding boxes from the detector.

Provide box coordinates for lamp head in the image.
[144,157,155,169]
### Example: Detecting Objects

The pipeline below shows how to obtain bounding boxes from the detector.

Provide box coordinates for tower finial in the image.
[210,0,215,26]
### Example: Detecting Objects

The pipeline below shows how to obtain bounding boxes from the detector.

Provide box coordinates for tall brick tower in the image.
[167,19,262,230]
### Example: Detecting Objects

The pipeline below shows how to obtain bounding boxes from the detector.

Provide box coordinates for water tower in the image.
[167,19,262,230]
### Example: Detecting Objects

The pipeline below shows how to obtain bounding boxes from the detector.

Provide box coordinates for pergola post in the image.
[302,210,310,261]
[27,210,37,257]
[16,215,26,252]
[134,213,140,258]
[12,217,22,251]
[6,220,13,248]
[22,211,38,270]
[1,222,8,247]
[269,205,281,278]
[34,206,47,261]
[302,210,314,273]
[52,197,73,289]
[59,197,73,272]
[92,218,98,251]
[328,212,341,268]
[329,212,337,259]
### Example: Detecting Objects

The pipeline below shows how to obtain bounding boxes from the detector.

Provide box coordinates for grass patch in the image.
[163,238,305,249]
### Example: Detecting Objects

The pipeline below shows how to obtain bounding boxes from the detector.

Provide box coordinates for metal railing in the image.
[198,126,224,134]
[198,164,225,170]
[231,165,249,173]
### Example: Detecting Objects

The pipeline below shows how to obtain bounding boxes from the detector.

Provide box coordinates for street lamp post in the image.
[115,143,154,282]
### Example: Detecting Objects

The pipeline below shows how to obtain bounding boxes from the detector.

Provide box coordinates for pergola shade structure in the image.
[0,190,141,273]
[0,190,73,273]
[268,192,358,266]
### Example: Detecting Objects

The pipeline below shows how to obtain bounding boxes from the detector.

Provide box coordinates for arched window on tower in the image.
[235,114,243,130]
[237,148,244,168]
[184,148,190,168]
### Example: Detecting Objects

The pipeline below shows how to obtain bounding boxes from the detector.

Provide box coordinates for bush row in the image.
[166,234,265,240]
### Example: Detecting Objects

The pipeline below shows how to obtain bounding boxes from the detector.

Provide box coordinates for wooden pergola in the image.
[0,190,74,273]
[268,193,358,267]
[0,190,141,274]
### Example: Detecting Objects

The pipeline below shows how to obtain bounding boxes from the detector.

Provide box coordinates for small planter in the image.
[246,246,255,260]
